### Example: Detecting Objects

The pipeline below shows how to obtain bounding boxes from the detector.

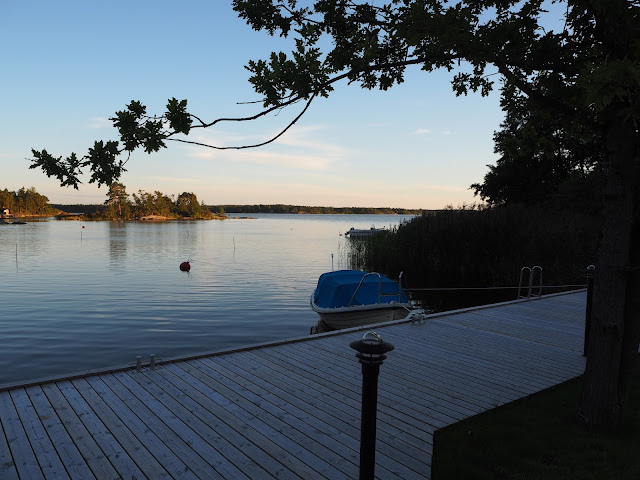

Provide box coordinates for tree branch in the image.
[494,61,579,119]
[167,93,317,150]
[159,55,450,151]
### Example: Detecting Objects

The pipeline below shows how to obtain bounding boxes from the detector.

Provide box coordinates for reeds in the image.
[350,204,600,310]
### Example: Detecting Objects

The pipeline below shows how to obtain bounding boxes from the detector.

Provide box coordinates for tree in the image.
[0,189,15,212]
[104,182,130,218]
[28,1,639,430]
[14,186,56,215]
[131,190,174,217]
[471,85,605,207]
[175,192,203,217]
[131,190,153,217]
[152,191,175,217]
[0,187,57,216]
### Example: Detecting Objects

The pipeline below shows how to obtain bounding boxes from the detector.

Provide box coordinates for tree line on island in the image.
[0,185,219,220]
[95,183,222,220]
[55,183,222,220]
[0,187,60,217]
[79,184,421,219]
[206,204,421,215]
[2,184,422,219]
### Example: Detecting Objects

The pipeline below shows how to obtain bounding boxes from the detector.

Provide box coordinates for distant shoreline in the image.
[51,204,427,216]
[55,213,227,221]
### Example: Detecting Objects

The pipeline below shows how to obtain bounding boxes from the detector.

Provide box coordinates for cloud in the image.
[87,117,111,129]
[274,125,347,157]
[188,148,337,171]
[183,124,347,171]
[413,128,455,136]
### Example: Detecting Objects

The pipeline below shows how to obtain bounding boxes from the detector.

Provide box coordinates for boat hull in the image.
[344,227,386,238]
[310,294,412,329]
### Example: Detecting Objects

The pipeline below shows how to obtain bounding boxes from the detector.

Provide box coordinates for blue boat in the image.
[310,270,413,329]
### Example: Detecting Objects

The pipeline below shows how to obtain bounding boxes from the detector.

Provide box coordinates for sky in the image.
[0,1,512,209]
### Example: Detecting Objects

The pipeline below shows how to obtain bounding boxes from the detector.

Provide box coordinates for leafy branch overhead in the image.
[30,0,638,192]
[29,98,191,189]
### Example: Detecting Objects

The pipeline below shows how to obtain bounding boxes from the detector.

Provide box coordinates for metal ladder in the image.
[517,266,543,299]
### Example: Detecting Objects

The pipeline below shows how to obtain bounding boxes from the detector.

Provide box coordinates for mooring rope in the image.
[406,285,586,291]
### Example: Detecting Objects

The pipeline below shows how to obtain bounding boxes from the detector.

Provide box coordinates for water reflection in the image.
[310,318,335,334]
[176,221,201,256]
[108,221,128,270]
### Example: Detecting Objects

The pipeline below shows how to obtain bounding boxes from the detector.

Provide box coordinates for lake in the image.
[0,214,413,386]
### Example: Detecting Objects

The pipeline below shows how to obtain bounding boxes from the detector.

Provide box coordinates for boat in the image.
[310,270,413,329]
[344,226,387,238]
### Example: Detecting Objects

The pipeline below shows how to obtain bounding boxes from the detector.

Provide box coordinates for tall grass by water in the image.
[350,204,600,310]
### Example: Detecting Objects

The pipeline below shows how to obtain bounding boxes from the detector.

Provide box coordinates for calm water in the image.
[0,214,412,385]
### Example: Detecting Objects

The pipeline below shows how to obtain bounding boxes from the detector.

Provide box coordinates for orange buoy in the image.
[179,261,191,272]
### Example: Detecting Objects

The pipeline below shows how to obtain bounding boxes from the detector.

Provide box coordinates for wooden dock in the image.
[0,290,587,479]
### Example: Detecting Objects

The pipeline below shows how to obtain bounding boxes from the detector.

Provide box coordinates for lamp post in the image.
[350,332,395,480]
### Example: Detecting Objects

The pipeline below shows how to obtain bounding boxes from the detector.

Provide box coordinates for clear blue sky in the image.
[1,0,512,209]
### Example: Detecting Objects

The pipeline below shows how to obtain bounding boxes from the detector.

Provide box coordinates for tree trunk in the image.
[578,111,639,430]
[620,215,640,408]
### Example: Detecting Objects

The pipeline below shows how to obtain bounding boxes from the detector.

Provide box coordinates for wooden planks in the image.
[0,291,588,479]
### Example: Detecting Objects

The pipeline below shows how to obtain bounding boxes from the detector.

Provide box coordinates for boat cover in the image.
[313,270,408,308]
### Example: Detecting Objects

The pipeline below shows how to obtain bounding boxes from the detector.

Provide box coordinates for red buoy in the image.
[179,261,191,272]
